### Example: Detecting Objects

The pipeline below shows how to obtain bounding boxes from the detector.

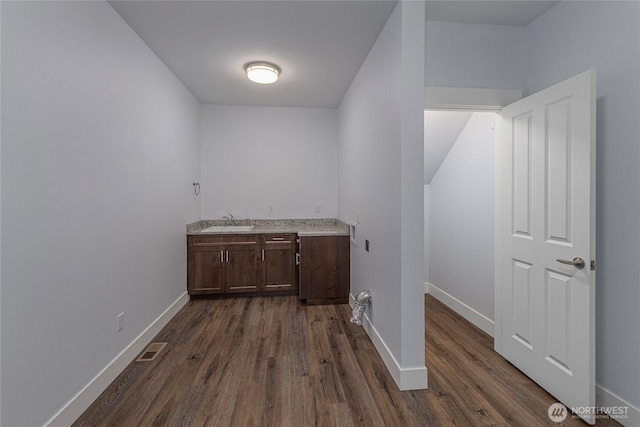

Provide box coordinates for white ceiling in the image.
[109,1,558,108]
[109,0,397,108]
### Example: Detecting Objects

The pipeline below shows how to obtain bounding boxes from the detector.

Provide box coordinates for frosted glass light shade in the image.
[244,62,280,84]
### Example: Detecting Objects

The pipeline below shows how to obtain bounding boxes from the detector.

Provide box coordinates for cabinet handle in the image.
[272,237,285,241]
[262,249,265,261]
[220,250,224,263]
[296,253,300,266]
[226,251,229,263]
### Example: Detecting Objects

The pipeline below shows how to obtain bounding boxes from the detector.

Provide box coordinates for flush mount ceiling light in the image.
[244,61,281,84]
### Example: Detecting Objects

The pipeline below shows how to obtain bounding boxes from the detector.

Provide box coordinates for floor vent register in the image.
[136,342,168,362]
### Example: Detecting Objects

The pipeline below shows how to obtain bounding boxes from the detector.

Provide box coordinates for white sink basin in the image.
[201,225,254,233]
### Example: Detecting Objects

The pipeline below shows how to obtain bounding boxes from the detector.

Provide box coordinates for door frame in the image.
[424,86,522,348]
[493,110,505,353]
[424,83,592,355]
[426,72,598,423]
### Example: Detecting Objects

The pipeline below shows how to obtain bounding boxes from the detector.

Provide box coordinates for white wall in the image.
[338,0,426,389]
[429,112,495,320]
[200,105,338,219]
[1,2,201,425]
[425,20,524,90]
[524,0,640,411]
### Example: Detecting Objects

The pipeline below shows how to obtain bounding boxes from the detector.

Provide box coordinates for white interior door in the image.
[495,70,596,424]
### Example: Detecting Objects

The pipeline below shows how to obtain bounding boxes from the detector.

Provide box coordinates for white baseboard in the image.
[349,293,428,391]
[426,282,495,337]
[596,385,640,427]
[45,291,190,427]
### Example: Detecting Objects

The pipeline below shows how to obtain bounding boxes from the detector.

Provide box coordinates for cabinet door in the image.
[299,235,350,303]
[324,235,350,300]
[188,246,225,294]
[299,236,324,300]
[225,244,261,293]
[262,234,296,292]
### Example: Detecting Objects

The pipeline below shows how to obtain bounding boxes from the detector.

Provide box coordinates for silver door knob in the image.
[556,257,585,270]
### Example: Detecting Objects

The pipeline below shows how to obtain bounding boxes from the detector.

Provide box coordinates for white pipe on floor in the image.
[350,290,372,325]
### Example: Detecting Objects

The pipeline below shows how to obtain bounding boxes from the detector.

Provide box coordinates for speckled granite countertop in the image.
[187,218,349,237]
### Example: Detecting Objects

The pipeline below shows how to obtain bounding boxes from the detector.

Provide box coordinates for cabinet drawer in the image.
[223,234,260,245]
[188,236,224,246]
[263,234,296,244]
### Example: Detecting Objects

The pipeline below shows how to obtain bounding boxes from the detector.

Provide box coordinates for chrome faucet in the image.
[223,213,236,225]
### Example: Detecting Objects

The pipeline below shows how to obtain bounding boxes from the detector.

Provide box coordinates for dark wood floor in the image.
[74,295,620,426]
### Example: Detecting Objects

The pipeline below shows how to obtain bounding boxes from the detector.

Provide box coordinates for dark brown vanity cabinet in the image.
[187,235,261,296]
[298,235,350,304]
[188,232,350,300]
[187,233,297,296]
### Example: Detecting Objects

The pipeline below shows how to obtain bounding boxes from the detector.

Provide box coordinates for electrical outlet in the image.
[117,312,124,332]
[267,204,275,214]
[314,204,321,213]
